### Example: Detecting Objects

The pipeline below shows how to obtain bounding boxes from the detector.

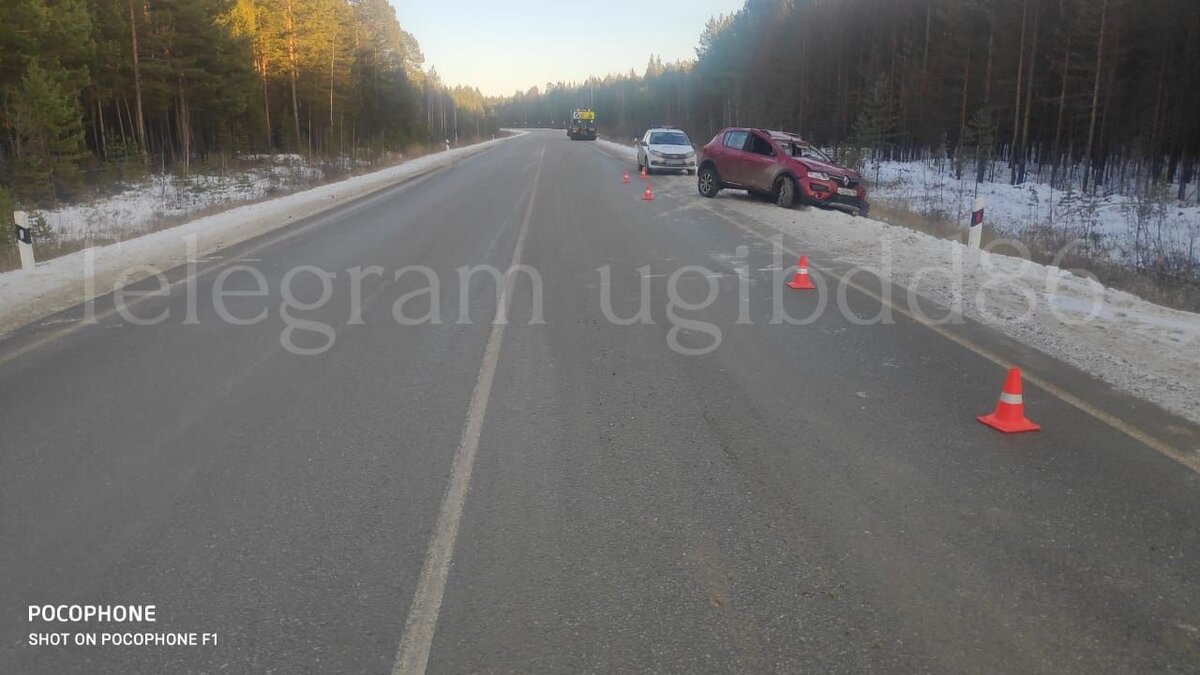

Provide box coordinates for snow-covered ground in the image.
[0,135,519,335]
[603,140,1200,424]
[41,155,338,242]
[865,159,1200,267]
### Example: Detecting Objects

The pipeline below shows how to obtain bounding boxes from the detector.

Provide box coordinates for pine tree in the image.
[9,60,89,202]
[962,107,997,185]
[851,75,898,178]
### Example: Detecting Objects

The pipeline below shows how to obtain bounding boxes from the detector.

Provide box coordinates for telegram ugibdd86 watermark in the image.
[78,232,1110,357]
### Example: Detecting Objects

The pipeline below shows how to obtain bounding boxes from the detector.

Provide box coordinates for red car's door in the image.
[740,132,778,192]
[717,130,751,186]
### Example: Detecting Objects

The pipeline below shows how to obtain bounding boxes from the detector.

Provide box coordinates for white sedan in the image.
[636,128,697,175]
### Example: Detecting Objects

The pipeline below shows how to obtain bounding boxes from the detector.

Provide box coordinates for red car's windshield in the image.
[779,141,833,164]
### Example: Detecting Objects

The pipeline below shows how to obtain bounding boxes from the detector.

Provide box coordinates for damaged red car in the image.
[697,128,869,217]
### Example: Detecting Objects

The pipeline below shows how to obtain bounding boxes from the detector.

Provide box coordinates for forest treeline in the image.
[0,0,496,206]
[496,0,1200,198]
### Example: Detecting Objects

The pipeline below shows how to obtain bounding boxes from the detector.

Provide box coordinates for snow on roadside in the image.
[42,156,325,242]
[866,159,1200,265]
[596,138,637,158]
[715,196,1200,424]
[602,139,1199,422]
[0,134,521,336]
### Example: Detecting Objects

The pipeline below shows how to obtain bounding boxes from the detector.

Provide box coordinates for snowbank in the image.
[42,156,326,242]
[0,134,519,335]
[596,138,636,157]
[867,159,1200,265]
[603,140,1199,422]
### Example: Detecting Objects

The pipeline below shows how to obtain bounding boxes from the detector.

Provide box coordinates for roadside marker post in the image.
[968,197,985,249]
[14,210,35,270]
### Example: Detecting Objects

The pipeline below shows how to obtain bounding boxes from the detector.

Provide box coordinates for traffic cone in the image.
[622,171,631,184]
[640,166,648,179]
[641,184,655,201]
[786,256,816,290]
[978,367,1040,433]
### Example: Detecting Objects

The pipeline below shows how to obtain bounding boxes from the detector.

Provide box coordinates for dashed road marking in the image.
[391,148,545,675]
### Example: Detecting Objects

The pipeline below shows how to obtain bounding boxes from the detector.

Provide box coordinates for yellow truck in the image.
[567,108,598,140]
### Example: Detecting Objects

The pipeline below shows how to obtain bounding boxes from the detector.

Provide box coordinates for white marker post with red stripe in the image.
[14,211,35,271]
[967,197,985,249]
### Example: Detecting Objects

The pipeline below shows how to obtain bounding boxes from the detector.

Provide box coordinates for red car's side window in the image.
[747,134,774,156]
[723,130,749,150]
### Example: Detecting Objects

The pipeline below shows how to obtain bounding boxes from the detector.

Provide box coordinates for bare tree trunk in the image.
[919,1,931,136]
[983,10,995,105]
[285,0,302,151]
[1083,0,1108,194]
[330,33,336,128]
[177,83,191,174]
[1010,0,1029,183]
[117,92,130,146]
[1017,0,1041,184]
[956,44,971,180]
[261,55,271,149]
[1094,46,1117,190]
[1179,157,1193,202]
[128,0,147,156]
[1147,52,1166,191]
[1051,23,1073,190]
[95,97,108,162]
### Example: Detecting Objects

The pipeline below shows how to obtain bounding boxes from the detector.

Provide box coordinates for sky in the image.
[388,0,746,97]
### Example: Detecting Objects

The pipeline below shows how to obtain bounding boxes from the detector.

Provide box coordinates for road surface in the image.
[2,129,1198,674]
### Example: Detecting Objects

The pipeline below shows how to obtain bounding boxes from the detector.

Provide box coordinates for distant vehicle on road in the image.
[696,128,869,216]
[568,109,598,140]
[636,127,697,175]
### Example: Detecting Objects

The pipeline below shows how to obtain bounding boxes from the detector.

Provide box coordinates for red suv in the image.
[696,129,869,216]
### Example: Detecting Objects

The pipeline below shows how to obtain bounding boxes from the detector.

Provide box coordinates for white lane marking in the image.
[391,147,545,675]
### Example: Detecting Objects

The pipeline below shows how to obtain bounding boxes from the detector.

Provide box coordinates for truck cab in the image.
[567,108,598,140]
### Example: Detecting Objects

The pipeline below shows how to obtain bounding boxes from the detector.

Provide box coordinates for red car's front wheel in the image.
[775,176,797,209]
[698,165,721,198]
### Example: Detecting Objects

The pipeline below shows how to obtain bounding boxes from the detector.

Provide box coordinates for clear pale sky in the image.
[388,0,746,97]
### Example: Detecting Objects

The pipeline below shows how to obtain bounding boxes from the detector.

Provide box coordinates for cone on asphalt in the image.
[641,184,655,201]
[640,166,648,179]
[622,170,631,184]
[786,255,816,290]
[978,367,1041,433]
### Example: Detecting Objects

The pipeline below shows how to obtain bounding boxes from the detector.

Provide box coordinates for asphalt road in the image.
[1,129,1198,674]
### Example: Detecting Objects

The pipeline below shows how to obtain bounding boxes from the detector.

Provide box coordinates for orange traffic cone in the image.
[622,171,631,184]
[786,256,816,290]
[640,166,648,179]
[978,367,1040,433]
[641,184,655,201]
